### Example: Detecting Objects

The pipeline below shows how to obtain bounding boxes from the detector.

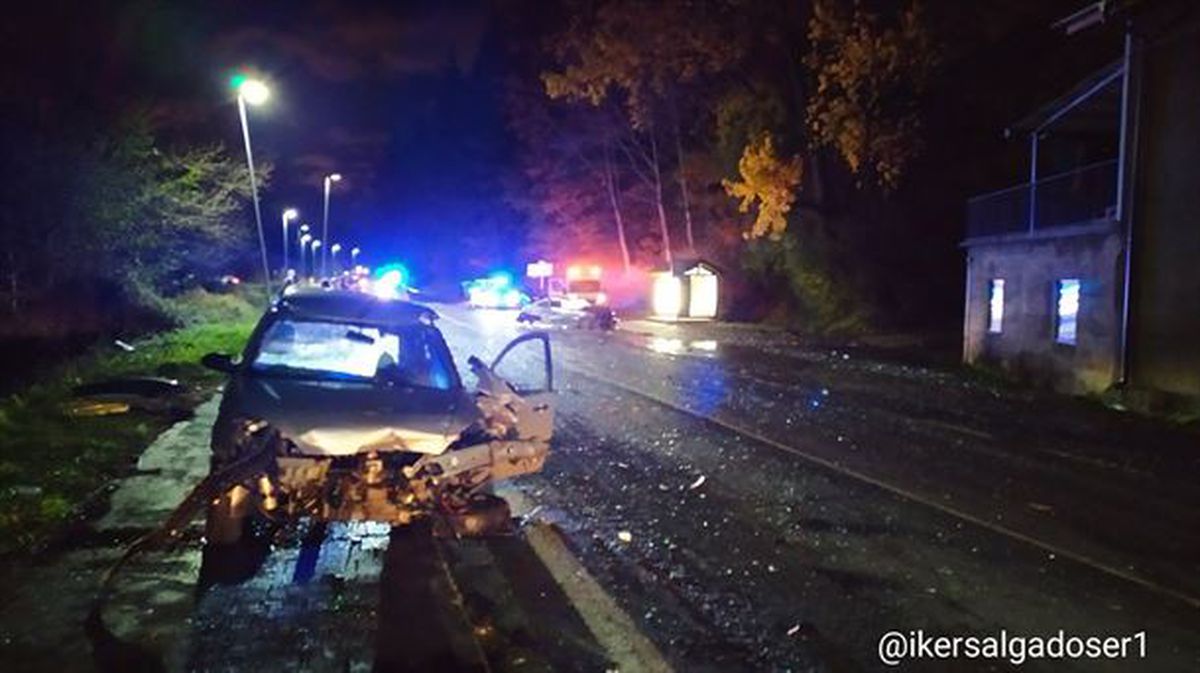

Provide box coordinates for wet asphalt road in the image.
[1,303,1198,672]
[434,305,1200,671]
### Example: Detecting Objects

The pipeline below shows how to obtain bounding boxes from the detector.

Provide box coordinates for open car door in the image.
[473,331,554,443]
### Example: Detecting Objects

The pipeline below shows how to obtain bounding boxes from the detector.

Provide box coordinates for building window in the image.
[1055,278,1080,345]
[987,279,1005,334]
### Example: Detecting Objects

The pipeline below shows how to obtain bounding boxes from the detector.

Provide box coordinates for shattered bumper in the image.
[230,436,548,529]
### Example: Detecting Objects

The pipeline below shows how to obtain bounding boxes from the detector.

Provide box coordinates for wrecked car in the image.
[199,289,553,544]
[517,296,616,331]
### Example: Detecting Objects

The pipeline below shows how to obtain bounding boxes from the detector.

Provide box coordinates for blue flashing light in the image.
[371,263,410,300]
[374,263,409,286]
[465,272,526,308]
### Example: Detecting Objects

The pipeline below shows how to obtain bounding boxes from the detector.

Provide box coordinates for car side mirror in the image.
[201,352,238,374]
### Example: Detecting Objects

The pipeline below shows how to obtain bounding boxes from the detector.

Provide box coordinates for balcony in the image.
[966,159,1118,240]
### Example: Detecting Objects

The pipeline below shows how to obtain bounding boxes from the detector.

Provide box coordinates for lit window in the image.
[987,279,1005,333]
[1055,279,1080,345]
[651,273,682,318]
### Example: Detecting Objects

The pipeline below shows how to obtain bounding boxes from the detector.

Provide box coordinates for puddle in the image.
[644,337,721,357]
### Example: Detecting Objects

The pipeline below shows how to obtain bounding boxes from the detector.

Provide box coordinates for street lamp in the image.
[297,223,310,272]
[331,243,342,273]
[233,75,272,301]
[321,173,342,277]
[351,246,361,266]
[281,208,298,276]
[299,233,312,278]
[311,238,323,279]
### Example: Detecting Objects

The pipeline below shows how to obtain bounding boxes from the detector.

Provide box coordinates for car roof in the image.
[273,289,439,326]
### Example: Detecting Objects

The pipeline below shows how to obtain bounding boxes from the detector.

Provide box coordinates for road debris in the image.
[63,400,132,417]
[67,376,187,416]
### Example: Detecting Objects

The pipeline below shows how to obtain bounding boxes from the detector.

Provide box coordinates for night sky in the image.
[12,0,516,285]
[3,0,1124,300]
[208,0,518,285]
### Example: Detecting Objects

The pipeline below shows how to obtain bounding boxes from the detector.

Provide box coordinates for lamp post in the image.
[281,208,298,276]
[330,243,342,274]
[234,75,272,301]
[311,239,323,279]
[297,223,310,272]
[321,173,342,277]
[351,246,361,267]
[299,233,312,279]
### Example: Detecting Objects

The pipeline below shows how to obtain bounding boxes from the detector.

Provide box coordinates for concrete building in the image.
[962,0,1199,406]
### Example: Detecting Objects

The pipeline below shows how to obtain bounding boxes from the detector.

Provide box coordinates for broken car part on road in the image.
[65,376,188,417]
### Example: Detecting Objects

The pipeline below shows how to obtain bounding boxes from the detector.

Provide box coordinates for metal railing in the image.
[966,159,1117,239]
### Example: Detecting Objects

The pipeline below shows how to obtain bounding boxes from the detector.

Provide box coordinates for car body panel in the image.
[220,376,477,456]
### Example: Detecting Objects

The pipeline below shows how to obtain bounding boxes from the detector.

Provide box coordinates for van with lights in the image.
[549,264,606,306]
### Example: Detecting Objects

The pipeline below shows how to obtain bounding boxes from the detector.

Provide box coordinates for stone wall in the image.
[963,226,1123,394]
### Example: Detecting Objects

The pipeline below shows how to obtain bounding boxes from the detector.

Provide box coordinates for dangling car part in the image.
[200,289,555,543]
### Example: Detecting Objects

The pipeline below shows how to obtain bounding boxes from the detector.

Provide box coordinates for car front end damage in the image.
[200,299,556,541]
[214,397,549,538]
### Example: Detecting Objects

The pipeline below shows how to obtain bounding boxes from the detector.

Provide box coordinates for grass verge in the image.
[0,287,261,555]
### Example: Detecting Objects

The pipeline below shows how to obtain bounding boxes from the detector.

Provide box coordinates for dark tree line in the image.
[498,0,940,331]
[0,111,265,321]
[500,0,1103,332]
[0,4,266,330]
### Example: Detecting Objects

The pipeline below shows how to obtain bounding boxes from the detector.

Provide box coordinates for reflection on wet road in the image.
[1,303,1198,672]
[438,305,1200,671]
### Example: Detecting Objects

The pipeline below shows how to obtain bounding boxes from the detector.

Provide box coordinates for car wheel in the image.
[439,493,513,537]
[205,485,249,545]
[197,511,274,592]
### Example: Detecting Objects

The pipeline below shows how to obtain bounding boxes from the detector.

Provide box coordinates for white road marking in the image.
[499,487,674,672]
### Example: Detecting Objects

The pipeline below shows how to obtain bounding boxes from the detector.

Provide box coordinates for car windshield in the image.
[249,319,456,389]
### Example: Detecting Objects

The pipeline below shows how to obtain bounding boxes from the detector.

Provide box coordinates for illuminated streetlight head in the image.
[283,208,299,221]
[331,243,342,253]
[300,233,312,244]
[312,239,322,249]
[236,77,270,106]
[299,223,310,233]
[351,247,360,255]
[328,173,342,183]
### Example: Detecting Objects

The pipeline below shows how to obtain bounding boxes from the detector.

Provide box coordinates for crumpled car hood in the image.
[228,376,479,456]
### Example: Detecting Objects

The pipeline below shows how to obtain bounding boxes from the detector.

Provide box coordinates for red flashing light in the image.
[566,264,602,280]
